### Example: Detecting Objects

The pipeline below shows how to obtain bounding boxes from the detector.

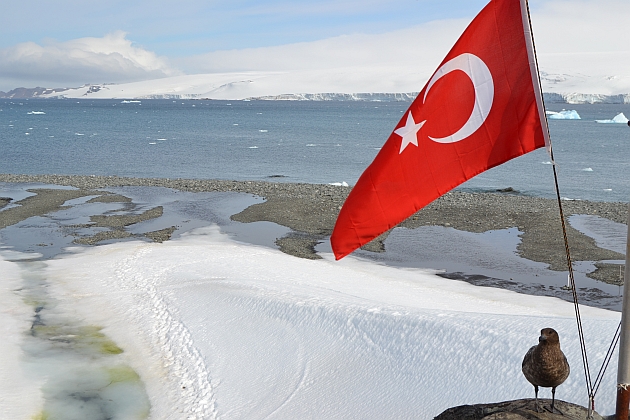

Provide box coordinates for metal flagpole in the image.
[616,202,630,419]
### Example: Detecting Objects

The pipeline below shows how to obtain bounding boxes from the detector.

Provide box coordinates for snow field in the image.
[39,226,621,418]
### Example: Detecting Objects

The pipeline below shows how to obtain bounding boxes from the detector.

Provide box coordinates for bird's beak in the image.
[539,334,547,343]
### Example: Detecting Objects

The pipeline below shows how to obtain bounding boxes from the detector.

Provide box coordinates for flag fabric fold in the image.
[331,0,548,260]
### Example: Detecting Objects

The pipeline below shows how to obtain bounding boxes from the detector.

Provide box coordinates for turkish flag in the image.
[331,0,549,260]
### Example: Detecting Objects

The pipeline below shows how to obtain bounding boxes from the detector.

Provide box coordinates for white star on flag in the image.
[395,111,425,154]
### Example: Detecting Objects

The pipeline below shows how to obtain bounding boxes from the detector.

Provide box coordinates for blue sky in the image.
[0,0,628,92]
[1,0,489,56]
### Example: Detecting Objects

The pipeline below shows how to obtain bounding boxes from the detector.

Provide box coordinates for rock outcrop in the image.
[433,399,606,420]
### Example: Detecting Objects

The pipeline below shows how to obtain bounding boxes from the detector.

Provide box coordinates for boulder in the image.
[433,399,606,420]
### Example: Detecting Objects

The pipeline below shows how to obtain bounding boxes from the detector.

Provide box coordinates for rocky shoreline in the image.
[0,174,627,286]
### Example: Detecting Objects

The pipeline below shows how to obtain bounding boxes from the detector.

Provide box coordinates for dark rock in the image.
[0,196,12,209]
[433,399,605,419]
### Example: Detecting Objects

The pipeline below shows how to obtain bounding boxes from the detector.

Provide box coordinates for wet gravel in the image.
[0,174,627,284]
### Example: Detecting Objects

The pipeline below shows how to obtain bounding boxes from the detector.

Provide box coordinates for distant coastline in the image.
[1,86,629,104]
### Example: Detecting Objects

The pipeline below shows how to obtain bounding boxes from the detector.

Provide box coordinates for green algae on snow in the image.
[31,324,124,355]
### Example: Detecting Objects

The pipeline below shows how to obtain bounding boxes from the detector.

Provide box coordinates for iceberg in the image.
[595,112,629,124]
[546,110,580,120]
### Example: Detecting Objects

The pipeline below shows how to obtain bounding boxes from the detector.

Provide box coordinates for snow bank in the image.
[44,227,621,419]
[596,112,629,124]
[546,109,581,119]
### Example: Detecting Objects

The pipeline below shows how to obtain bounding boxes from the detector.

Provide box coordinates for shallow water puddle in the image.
[569,214,627,255]
[13,257,150,420]
[317,225,625,311]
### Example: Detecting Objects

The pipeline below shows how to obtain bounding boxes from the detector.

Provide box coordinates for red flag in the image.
[331,0,549,260]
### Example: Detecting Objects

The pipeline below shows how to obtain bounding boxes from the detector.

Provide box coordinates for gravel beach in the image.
[0,174,627,286]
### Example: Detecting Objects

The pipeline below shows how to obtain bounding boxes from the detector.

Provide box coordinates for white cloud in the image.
[530,0,630,54]
[174,0,630,95]
[0,31,180,90]
[176,0,630,77]
[178,18,470,74]
[528,0,630,94]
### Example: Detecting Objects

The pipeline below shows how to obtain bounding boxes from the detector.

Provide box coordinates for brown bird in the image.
[522,328,570,413]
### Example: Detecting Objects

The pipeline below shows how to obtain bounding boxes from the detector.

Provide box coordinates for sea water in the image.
[0,99,629,202]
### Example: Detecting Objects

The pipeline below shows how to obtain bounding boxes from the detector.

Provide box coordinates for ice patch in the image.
[259,129,268,133]
[329,181,349,187]
[305,144,316,147]
[582,167,594,172]
[27,111,46,115]
[248,146,259,149]
[546,110,580,119]
[75,133,84,136]
[0,255,46,418]
[596,112,629,124]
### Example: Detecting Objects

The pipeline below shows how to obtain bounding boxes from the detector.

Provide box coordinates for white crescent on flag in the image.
[423,53,494,144]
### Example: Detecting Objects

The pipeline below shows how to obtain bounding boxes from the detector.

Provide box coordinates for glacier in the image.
[0,70,619,103]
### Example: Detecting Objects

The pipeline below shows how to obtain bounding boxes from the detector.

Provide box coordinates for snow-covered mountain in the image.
[2,66,629,103]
